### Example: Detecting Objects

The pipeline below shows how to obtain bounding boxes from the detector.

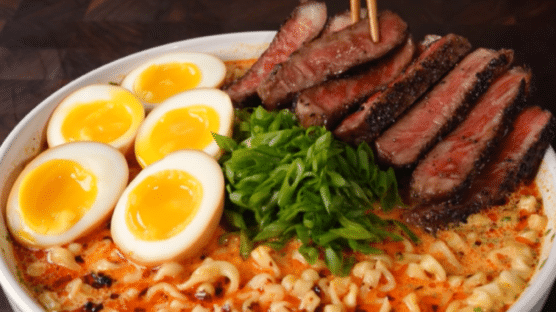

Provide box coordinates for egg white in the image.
[46,84,145,155]
[121,52,227,110]
[6,142,129,248]
[134,88,234,167]
[110,149,224,265]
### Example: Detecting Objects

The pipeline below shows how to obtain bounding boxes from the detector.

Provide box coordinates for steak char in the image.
[410,67,532,204]
[375,48,514,169]
[223,1,327,106]
[295,37,416,129]
[333,34,472,145]
[257,10,408,110]
[405,106,556,232]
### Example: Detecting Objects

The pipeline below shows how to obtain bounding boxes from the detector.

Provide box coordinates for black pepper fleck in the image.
[83,302,103,312]
[312,285,322,297]
[82,272,113,289]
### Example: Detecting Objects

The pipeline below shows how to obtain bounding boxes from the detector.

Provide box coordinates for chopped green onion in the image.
[215,106,414,275]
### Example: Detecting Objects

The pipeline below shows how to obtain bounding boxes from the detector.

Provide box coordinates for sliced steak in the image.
[409,67,532,204]
[257,10,408,110]
[295,36,416,129]
[321,9,367,35]
[223,1,327,106]
[418,35,442,52]
[471,106,555,204]
[334,34,472,145]
[375,48,514,169]
[405,106,556,232]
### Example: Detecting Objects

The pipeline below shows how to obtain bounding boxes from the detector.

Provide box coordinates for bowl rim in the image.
[0,30,555,312]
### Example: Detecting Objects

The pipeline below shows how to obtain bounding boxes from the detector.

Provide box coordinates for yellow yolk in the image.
[136,105,220,167]
[60,90,140,144]
[125,169,203,241]
[19,159,98,235]
[134,62,202,104]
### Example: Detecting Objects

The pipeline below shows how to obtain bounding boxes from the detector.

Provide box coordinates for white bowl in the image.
[0,31,554,312]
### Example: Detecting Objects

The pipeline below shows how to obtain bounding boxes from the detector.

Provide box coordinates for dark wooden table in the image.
[0,0,555,311]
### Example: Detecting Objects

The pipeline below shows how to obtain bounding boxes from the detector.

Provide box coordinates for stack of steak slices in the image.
[409,67,532,204]
[295,36,416,129]
[405,105,556,232]
[223,2,556,231]
[333,33,472,144]
[256,10,409,110]
[375,48,515,170]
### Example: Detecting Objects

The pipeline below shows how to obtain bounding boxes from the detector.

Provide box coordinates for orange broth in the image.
[12,182,545,312]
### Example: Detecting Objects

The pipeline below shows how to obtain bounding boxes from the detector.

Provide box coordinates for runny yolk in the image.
[125,169,203,241]
[19,159,98,235]
[61,90,140,143]
[135,105,219,167]
[134,62,202,104]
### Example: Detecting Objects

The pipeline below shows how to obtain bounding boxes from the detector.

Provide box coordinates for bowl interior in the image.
[0,30,555,312]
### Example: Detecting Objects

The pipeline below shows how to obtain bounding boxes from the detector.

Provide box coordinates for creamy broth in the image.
[11,60,546,312]
[12,183,545,312]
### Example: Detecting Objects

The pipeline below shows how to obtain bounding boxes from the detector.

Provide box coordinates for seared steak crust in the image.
[223,1,327,106]
[375,48,514,169]
[333,34,472,145]
[475,107,556,204]
[405,106,556,232]
[410,67,532,204]
[295,37,415,129]
[257,10,408,110]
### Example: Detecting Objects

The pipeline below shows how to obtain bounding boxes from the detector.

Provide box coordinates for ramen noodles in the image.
[12,184,546,312]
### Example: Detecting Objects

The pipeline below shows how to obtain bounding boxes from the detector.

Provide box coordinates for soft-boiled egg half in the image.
[121,52,226,110]
[134,88,233,168]
[111,149,224,265]
[6,142,128,248]
[46,84,145,155]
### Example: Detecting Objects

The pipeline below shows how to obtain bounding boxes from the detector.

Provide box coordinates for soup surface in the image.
[10,60,548,312]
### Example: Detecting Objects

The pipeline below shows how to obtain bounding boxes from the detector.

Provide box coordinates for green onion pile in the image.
[214,106,417,275]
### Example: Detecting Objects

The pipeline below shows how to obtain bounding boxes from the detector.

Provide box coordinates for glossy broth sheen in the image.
[11,59,546,312]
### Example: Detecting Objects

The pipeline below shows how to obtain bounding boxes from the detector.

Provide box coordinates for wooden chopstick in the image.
[351,0,379,43]
[367,0,380,43]
[350,0,361,24]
